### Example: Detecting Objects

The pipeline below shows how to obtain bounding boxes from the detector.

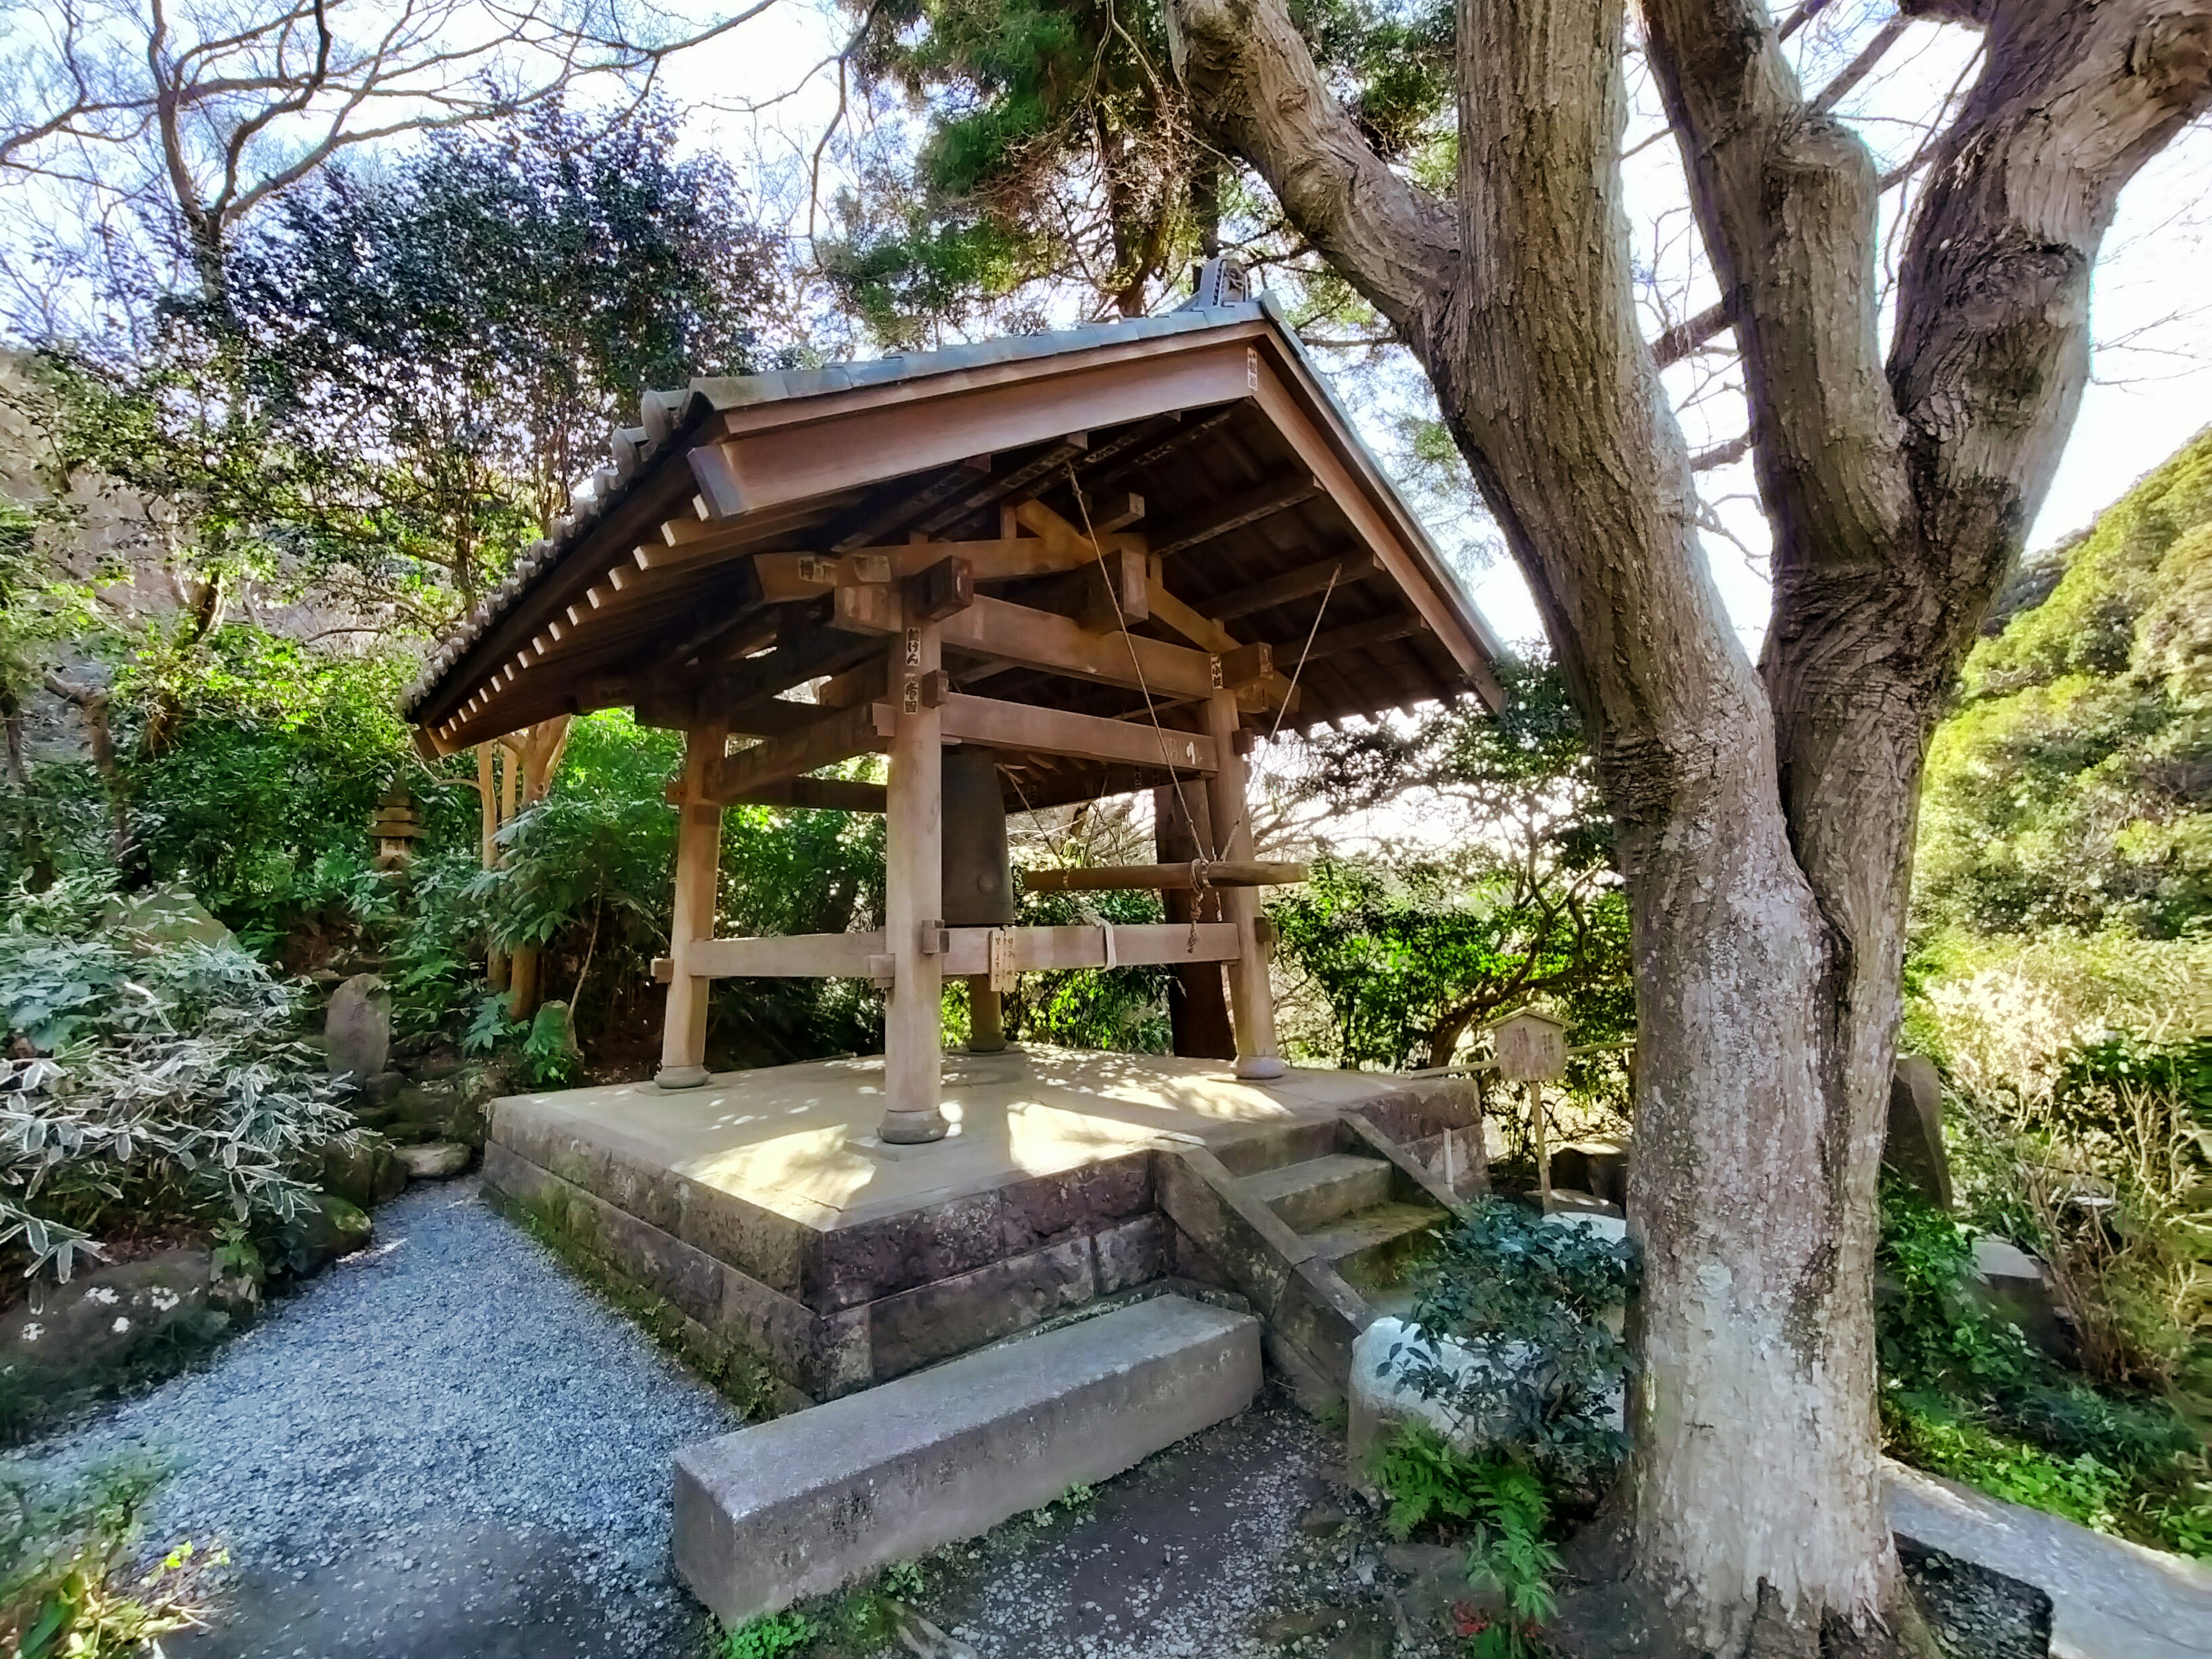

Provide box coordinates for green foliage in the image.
[0,1457,217,1658]
[1916,426,2212,941]
[1388,1199,1636,1481]
[1876,1183,2208,1555]
[122,629,437,945]
[721,1607,819,1659]
[827,0,1200,334]
[1275,660,1630,1069]
[828,0,1463,330]
[0,873,354,1279]
[995,881,1171,1052]
[1370,1426,1558,1658]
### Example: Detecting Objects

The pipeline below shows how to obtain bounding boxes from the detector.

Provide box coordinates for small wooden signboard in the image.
[1490,1005,1568,1082]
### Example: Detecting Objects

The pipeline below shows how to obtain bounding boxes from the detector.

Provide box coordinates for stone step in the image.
[673,1294,1262,1626]
[1305,1202,1449,1320]
[1240,1153,1396,1232]
[1209,1117,1342,1178]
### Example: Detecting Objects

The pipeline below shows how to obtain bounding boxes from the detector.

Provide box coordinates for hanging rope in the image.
[1066,463,1221,865]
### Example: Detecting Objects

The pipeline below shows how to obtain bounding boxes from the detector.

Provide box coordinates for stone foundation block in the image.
[673,1294,1261,1624]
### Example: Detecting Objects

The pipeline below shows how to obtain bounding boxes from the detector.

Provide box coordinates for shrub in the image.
[1386,1198,1637,1483]
[1876,1183,2208,1556]
[0,873,354,1281]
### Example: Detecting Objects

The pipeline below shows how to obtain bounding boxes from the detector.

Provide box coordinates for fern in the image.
[1373,1426,1560,1657]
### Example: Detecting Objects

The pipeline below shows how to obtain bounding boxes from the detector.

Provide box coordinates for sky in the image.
[3,0,2203,658]
[654,0,2212,657]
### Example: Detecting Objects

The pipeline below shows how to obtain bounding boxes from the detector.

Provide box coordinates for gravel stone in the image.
[6,1177,740,1658]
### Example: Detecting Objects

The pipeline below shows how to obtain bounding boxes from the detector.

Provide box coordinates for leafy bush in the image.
[0,1457,217,1658]
[1388,1198,1636,1482]
[0,874,354,1281]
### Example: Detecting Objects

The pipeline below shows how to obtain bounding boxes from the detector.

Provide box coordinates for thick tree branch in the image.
[1891,0,2212,639]
[1165,0,1457,335]
[1644,0,1915,590]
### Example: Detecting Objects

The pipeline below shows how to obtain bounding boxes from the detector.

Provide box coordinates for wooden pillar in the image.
[506,716,573,1022]
[880,610,948,1143]
[1202,691,1285,1079]
[657,721,726,1090]
[479,743,509,992]
[1153,783,1235,1060]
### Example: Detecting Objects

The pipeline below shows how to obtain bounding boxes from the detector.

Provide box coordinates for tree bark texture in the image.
[1166,0,2212,1650]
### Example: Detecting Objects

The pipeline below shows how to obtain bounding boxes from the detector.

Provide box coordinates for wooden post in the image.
[1532,1081,1554,1213]
[880,604,949,1143]
[478,743,509,992]
[506,715,573,1022]
[1153,783,1235,1060]
[657,720,726,1089]
[1202,690,1285,1079]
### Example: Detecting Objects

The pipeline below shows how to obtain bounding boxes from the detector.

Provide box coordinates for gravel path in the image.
[7,1176,740,1658]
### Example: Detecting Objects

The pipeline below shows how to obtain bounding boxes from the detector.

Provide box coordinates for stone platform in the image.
[482,1046,1480,1403]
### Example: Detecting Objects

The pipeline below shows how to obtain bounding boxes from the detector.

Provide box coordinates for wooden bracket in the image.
[908,555,975,622]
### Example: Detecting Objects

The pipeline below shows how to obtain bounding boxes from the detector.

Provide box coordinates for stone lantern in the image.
[370,781,424,872]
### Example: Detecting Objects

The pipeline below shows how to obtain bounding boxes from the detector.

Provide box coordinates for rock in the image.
[1971,1235,2075,1361]
[363,1069,408,1107]
[1348,1315,1623,1468]
[1884,1054,1953,1209]
[325,974,392,1084]
[1550,1138,1630,1210]
[274,1194,372,1278]
[528,1000,583,1073]
[1299,1500,1350,1535]
[318,1134,409,1209]
[397,1141,471,1180]
[0,1247,220,1385]
[109,885,237,955]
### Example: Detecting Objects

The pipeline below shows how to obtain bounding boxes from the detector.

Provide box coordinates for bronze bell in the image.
[940,747,1014,926]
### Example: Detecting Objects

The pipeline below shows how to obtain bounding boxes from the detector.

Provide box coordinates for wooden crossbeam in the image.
[743,776,887,812]
[903,691,1218,773]
[1145,567,1240,653]
[1206,551,1382,621]
[703,701,882,806]
[653,931,886,982]
[938,593,1218,698]
[941,923,1241,976]
[654,921,1241,983]
[1152,475,1321,559]
[1022,861,1306,892]
[1302,612,1431,661]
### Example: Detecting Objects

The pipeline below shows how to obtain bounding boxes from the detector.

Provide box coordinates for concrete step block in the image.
[1242,1153,1395,1231]
[673,1294,1262,1626]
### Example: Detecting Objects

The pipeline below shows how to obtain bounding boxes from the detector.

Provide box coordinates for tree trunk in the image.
[1165,0,2212,1649]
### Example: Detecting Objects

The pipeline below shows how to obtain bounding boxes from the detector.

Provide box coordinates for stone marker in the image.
[673,1294,1262,1626]
[324,974,391,1084]
[1972,1235,2075,1361]
[1884,1054,1952,1209]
